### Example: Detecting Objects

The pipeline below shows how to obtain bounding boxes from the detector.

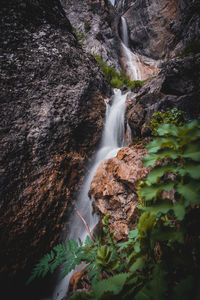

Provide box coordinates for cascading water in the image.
[52,89,128,300]
[121,16,141,80]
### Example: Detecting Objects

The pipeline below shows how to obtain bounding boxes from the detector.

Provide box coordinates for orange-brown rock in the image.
[90,142,151,240]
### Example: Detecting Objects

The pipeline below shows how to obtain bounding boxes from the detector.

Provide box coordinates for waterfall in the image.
[121,16,141,80]
[121,16,129,47]
[52,89,128,300]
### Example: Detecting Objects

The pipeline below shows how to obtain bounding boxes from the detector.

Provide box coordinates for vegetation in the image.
[28,119,200,300]
[146,108,186,136]
[73,26,86,43]
[180,40,200,57]
[93,53,146,90]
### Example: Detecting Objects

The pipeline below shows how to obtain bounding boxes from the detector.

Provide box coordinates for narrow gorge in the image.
[0,1,200,300]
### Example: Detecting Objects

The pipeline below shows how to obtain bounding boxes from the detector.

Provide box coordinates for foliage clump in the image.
[93,53,146,90]
[28,120,200,300]
[147,108,186,136]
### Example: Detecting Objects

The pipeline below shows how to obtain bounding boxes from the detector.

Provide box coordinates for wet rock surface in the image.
[90,143,151,240]
[0,0,111,298]
[61,0,122,71]
[127,54,200,136]
[116,0,200,59]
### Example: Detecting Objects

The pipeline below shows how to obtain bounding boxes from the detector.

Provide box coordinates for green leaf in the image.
[129,257,146,272]
[182,163,200,179]
[156,123,179,137]
[182,142,200,161]
[140,200,173,214]
[177,181,200,207]
[140,201,185,221]
[93,273,130,299]
[143,149,178,167]
[128,229,139,239]
[146,136,179,154]
[146,164,176,184]
[139,181,175,202]
[179,120,200,137]
[173,203,186,220]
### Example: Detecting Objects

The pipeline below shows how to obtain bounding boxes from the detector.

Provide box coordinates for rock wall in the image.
[0,0,111,298]
[127,54,200,137]
[61,0,122,71]
[116,0,200,59]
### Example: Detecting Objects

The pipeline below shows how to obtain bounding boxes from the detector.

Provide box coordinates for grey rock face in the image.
[0,0,111,298]
[127,54,200,137]
[116,0,200,59]
[61,0,122,71]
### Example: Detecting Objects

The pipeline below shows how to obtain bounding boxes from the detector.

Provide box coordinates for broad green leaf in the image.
[182,142,200,161]
[180,129,200,146]
[156,123,179,137]
[179,120,200,137]
[177,182,200,207]
[143,149,178,167]
[146,164,177,184]
[173,203,186,220]
[139,181,175,201]
[129,257,146,272]
[140,200,174,215]
[146,136,179,153]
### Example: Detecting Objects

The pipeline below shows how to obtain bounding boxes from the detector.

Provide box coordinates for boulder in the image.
[90,143,151,240]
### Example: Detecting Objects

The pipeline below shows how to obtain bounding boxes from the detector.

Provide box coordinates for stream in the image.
[52,89,131,300]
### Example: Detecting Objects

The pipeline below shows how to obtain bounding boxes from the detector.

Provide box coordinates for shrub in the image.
[92,53,146,90]
[72,26,86,42]
[146,108,186,136]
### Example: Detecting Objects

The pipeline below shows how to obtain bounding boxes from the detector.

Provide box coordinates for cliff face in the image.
[61,0,121,70]
[127,54,200,137]
[0,0,111,298]
[90,0,200,243]
[116,0,200,59]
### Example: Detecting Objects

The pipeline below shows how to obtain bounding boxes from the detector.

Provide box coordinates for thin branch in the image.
[74,208,94,242]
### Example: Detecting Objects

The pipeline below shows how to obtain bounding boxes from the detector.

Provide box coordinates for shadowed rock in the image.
[0,0,111,298]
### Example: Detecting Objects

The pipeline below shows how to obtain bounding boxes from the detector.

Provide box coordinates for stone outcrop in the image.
[116,0,200,60]
[0,0,111,298]
[90,143,151,240]
[61,0,122,71]
[127,54,200,137]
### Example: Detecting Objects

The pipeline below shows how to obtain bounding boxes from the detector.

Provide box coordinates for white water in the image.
[52,89,128,300]
[121,16,141,80]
